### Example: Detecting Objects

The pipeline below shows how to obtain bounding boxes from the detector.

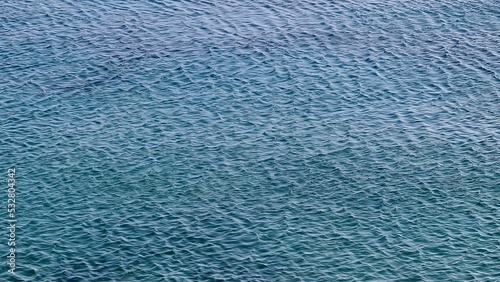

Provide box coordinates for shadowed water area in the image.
[1,0,499,281]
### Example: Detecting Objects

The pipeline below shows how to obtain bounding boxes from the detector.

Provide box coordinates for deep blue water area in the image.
[1,0,499,281]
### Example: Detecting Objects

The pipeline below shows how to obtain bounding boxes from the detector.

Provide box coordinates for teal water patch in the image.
[1,0,499,281]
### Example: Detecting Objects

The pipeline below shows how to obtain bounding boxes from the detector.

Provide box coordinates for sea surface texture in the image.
[1,0,499,281]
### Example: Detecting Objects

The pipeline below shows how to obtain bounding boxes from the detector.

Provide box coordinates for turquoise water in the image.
[1,0,499,281]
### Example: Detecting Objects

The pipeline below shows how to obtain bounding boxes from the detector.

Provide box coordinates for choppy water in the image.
[1,0,499,281]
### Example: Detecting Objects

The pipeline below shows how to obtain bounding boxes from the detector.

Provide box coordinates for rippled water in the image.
[1,0,499,281]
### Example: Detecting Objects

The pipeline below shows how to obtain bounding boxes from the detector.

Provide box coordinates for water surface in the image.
[1,0,499,281]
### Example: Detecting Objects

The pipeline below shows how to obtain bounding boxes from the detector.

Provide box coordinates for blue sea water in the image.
[1,0,499,281]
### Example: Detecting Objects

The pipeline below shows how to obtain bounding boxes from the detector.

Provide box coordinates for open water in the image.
[1,0,499,281]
